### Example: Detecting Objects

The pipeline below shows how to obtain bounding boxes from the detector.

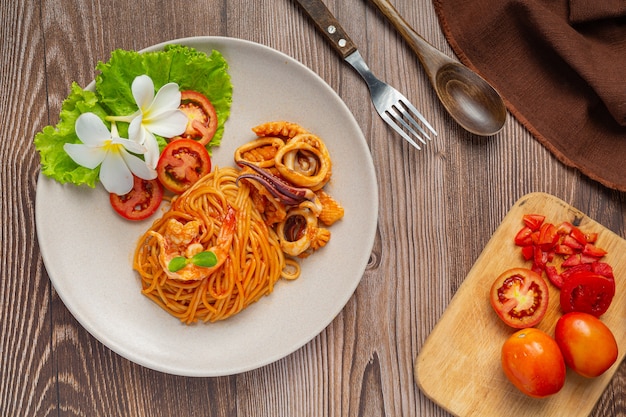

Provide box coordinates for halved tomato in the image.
[156,138,212,194]
[172,90,218,146]
[110,176,163,221]
[490,268,549,328]
[560,270,615,317]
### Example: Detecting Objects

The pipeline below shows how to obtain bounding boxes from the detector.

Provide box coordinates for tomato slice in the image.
[172,90,218,146]
[156,138,212,194]
[109,176,163,221]
[522,214,545,231]
[560,270,615,317]
[490,268,549,328]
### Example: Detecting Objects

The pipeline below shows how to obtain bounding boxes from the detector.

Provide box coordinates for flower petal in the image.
[99,152,134,195]
[113,136,146,155]
[121,149,157,180]
[128,115,146,144]
[147,82,182,116]
[132,75,155,111]
[75,113,111,146]
[63,143,106,169]
[144,109,188,137]
[142,130,161,169]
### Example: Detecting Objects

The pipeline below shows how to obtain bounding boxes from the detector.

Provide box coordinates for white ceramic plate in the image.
[35,36,378,376]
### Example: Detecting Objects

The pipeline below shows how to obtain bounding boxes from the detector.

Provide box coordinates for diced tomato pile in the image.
[514,214,613,292]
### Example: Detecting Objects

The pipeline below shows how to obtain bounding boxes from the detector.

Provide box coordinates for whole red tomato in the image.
[490,268,549,328]
[501,328,566,398]
[555,312,618,378]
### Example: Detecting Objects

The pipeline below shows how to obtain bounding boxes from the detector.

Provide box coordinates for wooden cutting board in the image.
[415,192,626,417]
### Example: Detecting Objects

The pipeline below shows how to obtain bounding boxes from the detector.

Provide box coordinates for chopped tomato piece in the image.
[514,226,533,246]
[582,243,607,258]
[562,235,584,250]
[556,221,574,235]
[545,265,564,288]
[538,222,559,250]
[521,245,534,261]
[522,214,545,231]
[555,244,575,256]
[569,226,589,246]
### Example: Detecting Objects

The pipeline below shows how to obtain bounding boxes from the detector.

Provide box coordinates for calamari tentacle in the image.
[236,160,321,213]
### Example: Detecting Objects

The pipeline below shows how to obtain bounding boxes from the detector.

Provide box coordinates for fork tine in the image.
[380,111,423,150]
[388,104,430,144]
[400,99,438,137]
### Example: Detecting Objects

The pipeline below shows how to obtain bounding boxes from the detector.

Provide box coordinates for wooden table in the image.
[3,0,625,415]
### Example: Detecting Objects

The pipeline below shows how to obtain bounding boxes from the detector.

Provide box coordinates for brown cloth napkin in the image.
[433,0,626,192]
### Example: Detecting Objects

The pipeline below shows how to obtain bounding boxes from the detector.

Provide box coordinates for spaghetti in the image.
[133,167,297,324]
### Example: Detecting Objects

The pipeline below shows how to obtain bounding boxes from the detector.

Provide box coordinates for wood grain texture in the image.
[2,0,625,417]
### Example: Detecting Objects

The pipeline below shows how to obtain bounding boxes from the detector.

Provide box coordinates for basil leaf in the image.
[168,256,188,272]
[192,251,218,267]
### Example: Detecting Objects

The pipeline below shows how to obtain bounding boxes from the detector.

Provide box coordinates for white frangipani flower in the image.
[126,75,187,168]
[64,112,157,195]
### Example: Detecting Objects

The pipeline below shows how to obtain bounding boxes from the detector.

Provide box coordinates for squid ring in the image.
[276,207,318,257]
[234,137,285,168]
[274,134,331,190]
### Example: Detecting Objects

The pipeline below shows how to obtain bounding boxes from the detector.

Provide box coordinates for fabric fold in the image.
[569,0,626,24]
[433,0,626,191]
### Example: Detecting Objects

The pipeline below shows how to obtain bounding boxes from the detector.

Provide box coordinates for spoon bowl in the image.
[435,63,507,135]
[370,0,507,136]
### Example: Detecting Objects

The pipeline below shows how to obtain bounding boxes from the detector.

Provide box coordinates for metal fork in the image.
[294,0,437,150]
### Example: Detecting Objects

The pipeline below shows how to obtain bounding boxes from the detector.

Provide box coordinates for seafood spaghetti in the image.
[134,167,296,323]
[133,121,344,324]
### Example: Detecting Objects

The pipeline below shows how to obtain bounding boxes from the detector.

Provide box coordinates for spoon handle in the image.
[368,0,449,78]
[294,0,358,59]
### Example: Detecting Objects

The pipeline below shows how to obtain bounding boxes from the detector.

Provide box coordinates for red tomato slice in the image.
[172,90,218,146]
[538,222,559,250]
[490,268,549,328]
[522,214,545,231]
[156,138,212,194]
[514,226,533,246]
[109,176,163,221]
[560,270,615,317]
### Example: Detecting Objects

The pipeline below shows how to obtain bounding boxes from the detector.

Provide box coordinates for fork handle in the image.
[294,0,358,59]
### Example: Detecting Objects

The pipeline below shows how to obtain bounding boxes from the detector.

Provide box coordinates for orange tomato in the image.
[555,312,618,378]
[501,328,566,398]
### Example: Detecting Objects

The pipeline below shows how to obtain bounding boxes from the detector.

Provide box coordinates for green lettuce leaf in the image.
[95,44,232,149]
[35,44,233,187]
[34,83,107,187]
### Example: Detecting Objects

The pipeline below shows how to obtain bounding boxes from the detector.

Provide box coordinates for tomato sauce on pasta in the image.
[133,167,299,324]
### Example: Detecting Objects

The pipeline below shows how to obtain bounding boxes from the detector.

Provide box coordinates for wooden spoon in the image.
[369,0,507,136]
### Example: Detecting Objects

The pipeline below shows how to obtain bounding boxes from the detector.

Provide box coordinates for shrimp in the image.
[149,206,237,281]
